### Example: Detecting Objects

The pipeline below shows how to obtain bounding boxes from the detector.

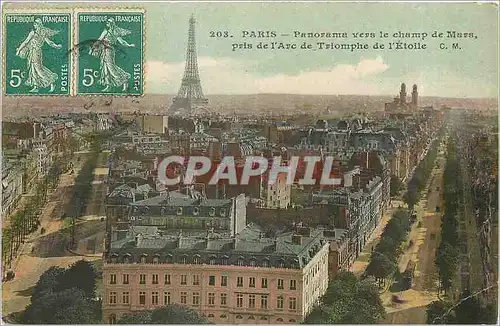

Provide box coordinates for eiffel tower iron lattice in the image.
[169,15,208,114]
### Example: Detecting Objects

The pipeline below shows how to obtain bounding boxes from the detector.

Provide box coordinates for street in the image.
[382,143,447,323]
[2,157,102,317]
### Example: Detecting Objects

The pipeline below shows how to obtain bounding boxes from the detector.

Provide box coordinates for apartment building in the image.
[103,224,330,324]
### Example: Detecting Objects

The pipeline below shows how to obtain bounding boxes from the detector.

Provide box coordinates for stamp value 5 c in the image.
[4,12,72,96]
[75,10,145,96]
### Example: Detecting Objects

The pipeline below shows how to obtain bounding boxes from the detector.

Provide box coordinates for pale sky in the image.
[4,2,499,98]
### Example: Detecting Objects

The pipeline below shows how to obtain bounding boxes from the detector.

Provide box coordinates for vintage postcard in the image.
[1,1,498,326]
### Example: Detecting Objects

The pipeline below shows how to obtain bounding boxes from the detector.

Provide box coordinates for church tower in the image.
[411,84,418,106]
[399,83,407,104]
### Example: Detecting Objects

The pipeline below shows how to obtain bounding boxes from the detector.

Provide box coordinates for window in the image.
[193,256,201,264]
[249,294,256,308]
[260,317,268,321]
[180,292,187,304]
[249,259,256,267]
[209,275,215,286]
[180,275,187,285]
[165,274,171,285]
[277,278,284,289]
[277,318,284,322]
[192,292,200,305]
[164,292,171,305]
[152,274,159,284]
[139,274,146,284]
[122,274,129,284]
[110,274,116,284]
[262,259,269,267]
[122,292,129,304]
[177,207,183,215]
[139,292,146,305]
[208,293,215,306]
[289,319,296,323]
[221,275,228,286]
[237,277,243,287]
[220,315,227,319]
[153,256,159,264]
[248,316,255,320]
[249,277,256,288]
[209,256,216,265]
[289,297,297,310]
[277,296,284,309]
[261,278,268,288]
[261,295,268,309]
[181,256,188,264]
[208,314,215,318]
[152,292,159,305]
[209,207,215,216]
[193,275,200,285]
[109,292,117,304]
[220,208,226,217]
[220,293,227,306]
[193,207,200,215]
[221,257,229,265]
[237,258,244,266]
[290,279,297,290]
[140,256,147,264]
[236,294,243,307]
[236,315,243,320]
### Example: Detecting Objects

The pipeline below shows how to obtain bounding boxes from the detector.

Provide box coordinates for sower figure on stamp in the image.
[16,18,62,93]
[90,18,135,92]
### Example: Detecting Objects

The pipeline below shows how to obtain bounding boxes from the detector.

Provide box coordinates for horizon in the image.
[3,2,498,98]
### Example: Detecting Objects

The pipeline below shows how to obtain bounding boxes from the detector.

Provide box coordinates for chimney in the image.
[292,235,303,245]
[134,234,143,247]
[232,237,237,249]
[297,227,311,237]
[323,229,336,238]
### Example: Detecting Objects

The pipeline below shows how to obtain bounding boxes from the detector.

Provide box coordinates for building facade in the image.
[103,225,330,324]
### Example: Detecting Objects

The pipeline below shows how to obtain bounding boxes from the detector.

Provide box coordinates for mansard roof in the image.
[107,224,329,269]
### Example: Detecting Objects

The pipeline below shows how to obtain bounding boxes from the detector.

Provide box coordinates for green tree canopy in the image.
[305,272,386,324]
[59,260,97,298]
[31,266,66,301]
[365,252,395,280]
[117,305,210,324]
[22,288,101,324]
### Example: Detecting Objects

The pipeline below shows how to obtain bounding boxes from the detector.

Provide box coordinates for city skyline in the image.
[3,2,498,99]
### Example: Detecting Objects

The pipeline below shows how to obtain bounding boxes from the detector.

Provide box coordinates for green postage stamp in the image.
[75,10,145,96]
[3,12,72,96]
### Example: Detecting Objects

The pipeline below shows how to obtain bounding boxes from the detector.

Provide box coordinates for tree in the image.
[22,288,100,324]
[117,311,152,324]
[305,272,386,324]
[59,260,97,298]
[426,300,454,324]
[31,266,66,301]
[453,290,484,324]
[435,243,459,294]
[365,252,395,282]
[117,305,210,324]
[390,175,403,197]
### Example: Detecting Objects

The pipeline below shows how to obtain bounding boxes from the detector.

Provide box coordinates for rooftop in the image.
[107,224,330,269]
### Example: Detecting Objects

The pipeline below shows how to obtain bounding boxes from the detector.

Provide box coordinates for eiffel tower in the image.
[169,15,208,115]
